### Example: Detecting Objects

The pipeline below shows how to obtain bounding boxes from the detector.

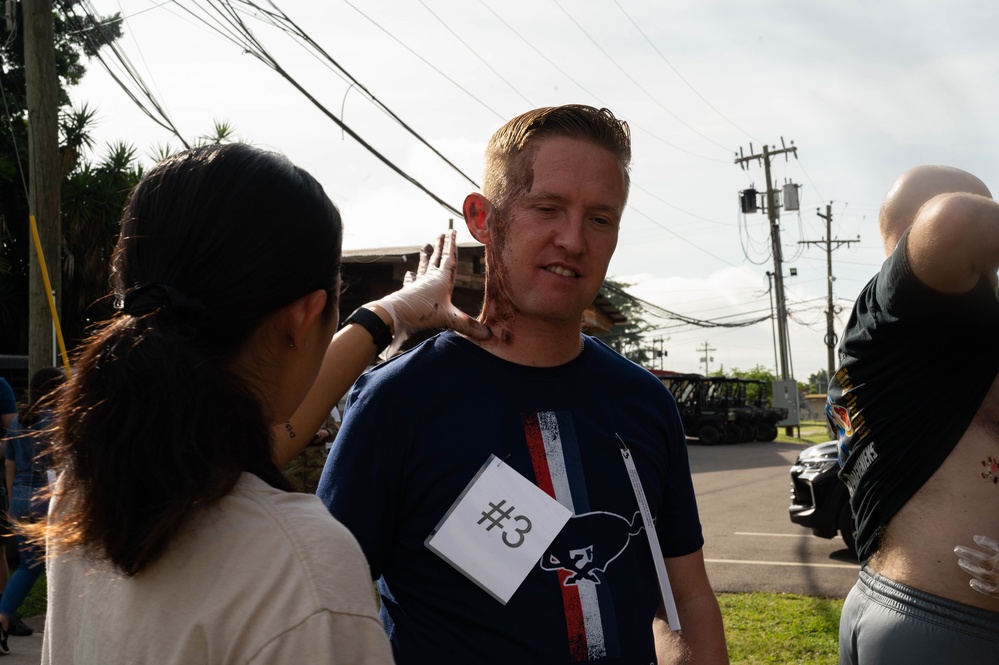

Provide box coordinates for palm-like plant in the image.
[61,140,141,344]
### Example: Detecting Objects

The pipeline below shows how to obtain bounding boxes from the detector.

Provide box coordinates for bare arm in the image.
[271,230,490,467]
[653,549,729,665]
[906,192,999,293]
[271,309,387,467]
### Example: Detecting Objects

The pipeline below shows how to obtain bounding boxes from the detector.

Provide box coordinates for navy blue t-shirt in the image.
[318,332,703,664]
[0,378,15,420]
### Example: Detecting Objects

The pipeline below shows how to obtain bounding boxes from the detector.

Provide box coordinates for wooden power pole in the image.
[697,340,716,375]
[24,0,61,375]
[734,140,797,382]
[801,203,859,386]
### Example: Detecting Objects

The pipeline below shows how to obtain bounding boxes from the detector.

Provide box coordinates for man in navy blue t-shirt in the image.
[319,105,728,664]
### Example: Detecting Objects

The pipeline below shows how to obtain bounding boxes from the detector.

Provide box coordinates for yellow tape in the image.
[28,215,71,377]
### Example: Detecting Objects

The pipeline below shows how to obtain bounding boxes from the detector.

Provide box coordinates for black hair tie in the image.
[122,284,206,319]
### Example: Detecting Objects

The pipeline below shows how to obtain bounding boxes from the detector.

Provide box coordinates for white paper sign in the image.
[426,455,572,604]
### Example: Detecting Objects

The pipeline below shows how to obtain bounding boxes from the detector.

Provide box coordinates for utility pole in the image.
[735,140,797,382]
[651,336,667,370]
[24,0,61,376]
[765,271,779,374]
[801,203,859,384]
[697,340,715,375]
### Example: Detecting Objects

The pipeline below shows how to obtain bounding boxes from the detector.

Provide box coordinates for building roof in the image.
[341,243,627,327]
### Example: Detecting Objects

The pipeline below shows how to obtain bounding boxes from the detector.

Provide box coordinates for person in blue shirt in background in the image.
[0,377,20,635]
[0,367,65,651]
[0,379,15,437]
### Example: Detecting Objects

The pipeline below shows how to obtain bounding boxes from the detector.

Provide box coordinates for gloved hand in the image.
[371,229,490,358]
[954,534,999,598]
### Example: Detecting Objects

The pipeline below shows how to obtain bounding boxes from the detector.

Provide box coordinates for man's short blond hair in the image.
[482,105,631,214]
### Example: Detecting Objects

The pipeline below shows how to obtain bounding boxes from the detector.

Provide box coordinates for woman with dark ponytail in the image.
[39,143,488,664]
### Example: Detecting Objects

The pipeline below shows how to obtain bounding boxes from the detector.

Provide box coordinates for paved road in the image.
[4,614,43,664]
[689,439,860,598]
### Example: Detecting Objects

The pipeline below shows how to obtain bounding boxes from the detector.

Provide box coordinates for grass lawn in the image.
[775,420,833,447]
[719,592,843,665]
[19,570,47,619]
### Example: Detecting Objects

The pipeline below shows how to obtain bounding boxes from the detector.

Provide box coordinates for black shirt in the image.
[827,230,999,562]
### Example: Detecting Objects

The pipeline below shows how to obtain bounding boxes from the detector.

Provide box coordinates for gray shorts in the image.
[839,566,999,664]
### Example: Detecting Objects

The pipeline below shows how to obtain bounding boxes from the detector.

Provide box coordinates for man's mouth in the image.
[545,265,578,278]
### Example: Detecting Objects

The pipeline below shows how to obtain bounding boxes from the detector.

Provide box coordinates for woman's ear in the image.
[284,289,329,350]
[463,193,493,244]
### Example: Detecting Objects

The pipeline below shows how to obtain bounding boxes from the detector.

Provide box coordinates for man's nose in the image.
[553,215,586,253]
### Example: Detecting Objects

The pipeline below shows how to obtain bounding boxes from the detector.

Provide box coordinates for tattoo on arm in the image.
[284,422,296,439]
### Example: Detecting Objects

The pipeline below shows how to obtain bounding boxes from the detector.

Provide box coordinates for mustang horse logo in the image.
[539,511,644,585]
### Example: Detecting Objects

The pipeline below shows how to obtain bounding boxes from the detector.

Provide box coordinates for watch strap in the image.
[344,306,393,353]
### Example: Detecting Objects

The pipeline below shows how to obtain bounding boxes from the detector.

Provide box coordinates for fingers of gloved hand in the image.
[415,242,433,278]
[445,306,491,340]
[970,578,999,598]
[439,229,458,274]
[972,534,999,553]
[957,556,993,577]
[955,535,999,599]
[403,270,417,286]
[428,232,446,271]
[955,543,999,569]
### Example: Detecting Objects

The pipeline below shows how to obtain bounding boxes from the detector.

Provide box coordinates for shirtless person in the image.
[827,165,999,664]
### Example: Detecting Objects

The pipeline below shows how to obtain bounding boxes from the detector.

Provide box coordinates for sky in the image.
[67,0,999,381]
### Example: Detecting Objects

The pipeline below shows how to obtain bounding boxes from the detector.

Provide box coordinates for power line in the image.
[611,0,760,143]
[237,0,479,188]
[603,282,771,329]
[102,0,465,217]
[626,205,737,267]
[477,1,728,164]
[61,0,190,148]
[207,0,463,215]
[477,0,601,99]
[417,0,533,108]
[553,0,731,153]
[632,183,731,226]
[0,65,30,203]
[342,0,505,122]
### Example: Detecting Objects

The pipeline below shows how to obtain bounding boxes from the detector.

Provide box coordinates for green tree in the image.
[0,2,124,352]
[594,279,658,366]
[807,368,829,394]
[61,140,143,344]
[719,365,778,405]
[714,364,810,403]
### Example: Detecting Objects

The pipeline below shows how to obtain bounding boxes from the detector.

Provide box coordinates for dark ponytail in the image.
[46,143,343,576]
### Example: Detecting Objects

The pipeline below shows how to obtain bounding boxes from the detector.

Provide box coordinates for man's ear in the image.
[463,193,493,244]
[283,289,329,350]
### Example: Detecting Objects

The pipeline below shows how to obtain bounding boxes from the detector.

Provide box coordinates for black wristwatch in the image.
[343,306,393,354]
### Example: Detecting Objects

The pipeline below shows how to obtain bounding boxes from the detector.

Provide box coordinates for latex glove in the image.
[371,229,490,358]
[954,534,999,598]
